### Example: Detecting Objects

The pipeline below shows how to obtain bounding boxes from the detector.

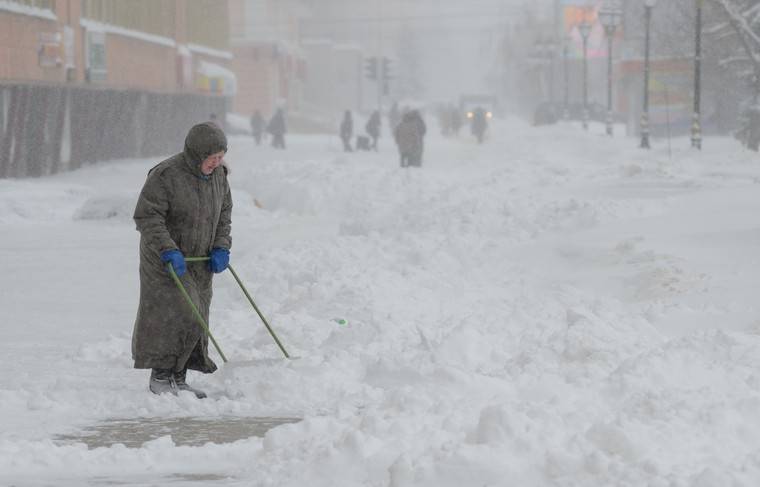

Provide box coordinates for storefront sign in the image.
[195,60,237,96]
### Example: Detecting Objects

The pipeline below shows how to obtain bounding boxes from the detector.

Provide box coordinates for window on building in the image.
[186,0,229,51]
[6,0,55,10]
[81,0,175,39]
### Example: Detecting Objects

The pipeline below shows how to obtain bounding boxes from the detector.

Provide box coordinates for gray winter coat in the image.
[394,111,426,157]
[132,122,232,373]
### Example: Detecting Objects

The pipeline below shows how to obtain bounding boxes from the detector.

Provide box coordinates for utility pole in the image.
[364,56,382,111]
[563,35,570,119]
[640,0,657,149]
[691,0,703,150]
[381,57,393,100]
[599,4,622,136]
[553,0,560,105]
[579,20,592,131]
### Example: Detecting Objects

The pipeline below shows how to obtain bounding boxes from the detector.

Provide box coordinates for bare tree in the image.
[707,0,760,148]
[708,0,760,84]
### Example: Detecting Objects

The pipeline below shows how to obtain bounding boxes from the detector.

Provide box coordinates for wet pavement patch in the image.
[55,416,301,448]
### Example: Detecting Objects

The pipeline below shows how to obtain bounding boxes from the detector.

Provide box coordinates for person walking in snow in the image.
[267,108,287,149]
[393,110,426,167]
[470,106,488,144]
[450,105,462,136]
[339,110,354,152]
[365,110,381,151]
[250,109,264,146]
[132,121,232,399]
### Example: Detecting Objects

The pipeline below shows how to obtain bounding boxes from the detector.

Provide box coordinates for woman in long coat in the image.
[339,110,353,152]
[393,110,427,167]
[132,122,232,398]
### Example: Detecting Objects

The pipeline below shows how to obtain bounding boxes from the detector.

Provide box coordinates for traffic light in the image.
[364,57,378,80]
[381,57,392,81]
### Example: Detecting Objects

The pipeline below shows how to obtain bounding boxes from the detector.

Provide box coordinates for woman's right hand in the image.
[160,249,186,277]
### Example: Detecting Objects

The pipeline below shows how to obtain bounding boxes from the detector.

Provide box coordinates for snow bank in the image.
[3,122,760,485]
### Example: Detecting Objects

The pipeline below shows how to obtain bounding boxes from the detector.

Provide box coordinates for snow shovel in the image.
[167,257,291,361]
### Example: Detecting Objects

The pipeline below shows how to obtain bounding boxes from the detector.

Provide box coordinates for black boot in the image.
[174,369,207,399]
[149,368,178,396]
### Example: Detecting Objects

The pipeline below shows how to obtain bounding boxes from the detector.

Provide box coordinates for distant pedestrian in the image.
[209,113,225,131]
[250,110,264,145]
[365,110,381,151]
[450,105,462,136]
[470,107,488,144]
[340,110,354,152]
[267,108,287,149]
[355,135,371,151]
[132,122,232,399]
[393,110,427,167]
[438,105,452,136]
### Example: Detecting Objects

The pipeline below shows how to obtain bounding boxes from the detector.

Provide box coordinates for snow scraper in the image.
[167,257,291,361]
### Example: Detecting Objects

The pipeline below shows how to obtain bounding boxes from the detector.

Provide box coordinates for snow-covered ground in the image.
[2,118,760,486]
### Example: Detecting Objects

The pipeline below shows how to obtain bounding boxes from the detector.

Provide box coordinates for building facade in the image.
[0,0,233,178]
[229,0,306,118]
[0,0,234,96]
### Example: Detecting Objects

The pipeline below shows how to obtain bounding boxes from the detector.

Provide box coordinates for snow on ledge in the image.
[0,0,57,21]
[187,43,233,60]
[80,18,176,48]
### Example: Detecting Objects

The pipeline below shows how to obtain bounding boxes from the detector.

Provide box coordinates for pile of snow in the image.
[2,119,760,485]
[73,193,135,221]
[226,112,253,135]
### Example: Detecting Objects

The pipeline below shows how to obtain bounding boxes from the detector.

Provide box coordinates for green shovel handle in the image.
[171,256,291,359]
[167,262,228,363]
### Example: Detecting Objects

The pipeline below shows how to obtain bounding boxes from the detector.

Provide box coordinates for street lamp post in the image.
[691,0,703,149]
[535,39,548,101]
[640,0,657,149]
[533,38,558,105]
[578,20,592,131]
[599,4,622,136]
[563,34,571,119]
[545,39,558,105]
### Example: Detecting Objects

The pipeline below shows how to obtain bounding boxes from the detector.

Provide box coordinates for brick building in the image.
[229,0,305,118]
[0,0,234,95]
[0,0,234,178]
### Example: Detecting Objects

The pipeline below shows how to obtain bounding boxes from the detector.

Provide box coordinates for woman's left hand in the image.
[209,248,230,273]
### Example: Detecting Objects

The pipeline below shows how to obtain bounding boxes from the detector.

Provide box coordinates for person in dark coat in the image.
[450,105,462,136]
[470,107,488,144]
[267,108,287,149]
[250,110,264,145]
[393,110,427,167]
[438,105,452,136]
[339,110,353,152]
[209,113,225,132]
[365,110,381,150]
[132,122,232,399]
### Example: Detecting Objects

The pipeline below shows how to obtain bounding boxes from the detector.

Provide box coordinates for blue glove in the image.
[209,247,230,273]
[161,249,186,277]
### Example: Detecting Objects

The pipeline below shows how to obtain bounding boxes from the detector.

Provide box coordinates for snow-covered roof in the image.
[187,43,233,61]
[80,18,175,48]
[0,0,56,21]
